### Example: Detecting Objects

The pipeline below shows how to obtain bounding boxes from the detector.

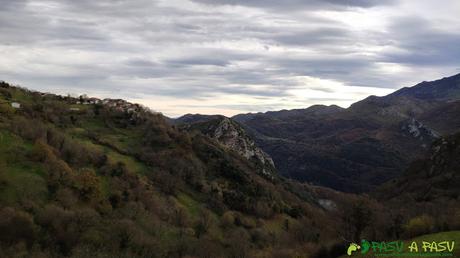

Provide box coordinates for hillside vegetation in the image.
[0,81,342,257]
[1,81,459,258]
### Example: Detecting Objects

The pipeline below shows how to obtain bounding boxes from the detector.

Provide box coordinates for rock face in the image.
[176,115,277,178]
[400,118,439,143]
[211,117,275,173]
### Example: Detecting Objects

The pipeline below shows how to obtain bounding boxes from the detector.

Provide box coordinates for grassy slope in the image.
[0,129,48,206]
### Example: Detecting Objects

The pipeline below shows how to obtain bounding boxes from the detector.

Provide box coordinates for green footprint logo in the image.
[347,243,361,256]
[361,240,370,254]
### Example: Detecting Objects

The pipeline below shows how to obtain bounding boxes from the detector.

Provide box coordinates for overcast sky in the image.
[1,0,460,117]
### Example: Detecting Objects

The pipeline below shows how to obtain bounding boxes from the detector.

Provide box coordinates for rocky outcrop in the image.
[212,117,276,172]
[400,118,440,144]
[177,115,277,179]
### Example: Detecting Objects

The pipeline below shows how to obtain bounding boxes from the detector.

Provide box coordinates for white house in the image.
[11,102,20,109]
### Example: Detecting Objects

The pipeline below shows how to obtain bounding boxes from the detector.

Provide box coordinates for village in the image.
[0,84,152,116]
[72,94,148,114]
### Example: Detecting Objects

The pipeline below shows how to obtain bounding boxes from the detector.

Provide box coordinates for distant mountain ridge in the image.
[233,73,460,192]
[173,113,222,125]
[388,73,460,101]
[233,105,344,123]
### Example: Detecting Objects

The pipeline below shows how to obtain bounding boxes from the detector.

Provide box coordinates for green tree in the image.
[73,169,102,203]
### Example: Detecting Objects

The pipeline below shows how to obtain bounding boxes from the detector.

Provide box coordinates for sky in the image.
[1,0,460,117]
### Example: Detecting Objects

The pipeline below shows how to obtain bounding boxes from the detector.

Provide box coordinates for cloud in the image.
[380,17,460,66]
[164,57,231,67]
[267,27,351,46]
[0,0,459,116]
[190,0,394,10]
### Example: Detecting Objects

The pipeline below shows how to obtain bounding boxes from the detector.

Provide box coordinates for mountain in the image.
[372,132,460,238]
[387,73,460,101]
[0,81,353,257]
[234,73,460,192]
[2,80,460,257]
[376,132,460,202]
[172,113,222,125]
[175,115,277,179]
[234,105,344,123]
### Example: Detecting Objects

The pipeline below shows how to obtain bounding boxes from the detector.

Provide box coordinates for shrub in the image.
[221,211,235,229]
[291,220,319,243]
[30,139,54,162]
[10,118,47,141]
[172,207,190,228]
[0,207,37,247]
[192,238,224,258]
[404,215,434,238]
[73,169,102,203]
[194,210,213,238]
[46,155,74,194]
[36,205,81,254]
[55,187,78,208]
[250,228,271,248]
[226,228,250,258]
[254,201,274,219]
[312,242,347,258]
[287,205,303,218]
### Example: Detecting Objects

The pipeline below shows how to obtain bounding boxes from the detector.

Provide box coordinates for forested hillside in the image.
[1,81,459,258]
[0,81,343,257]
